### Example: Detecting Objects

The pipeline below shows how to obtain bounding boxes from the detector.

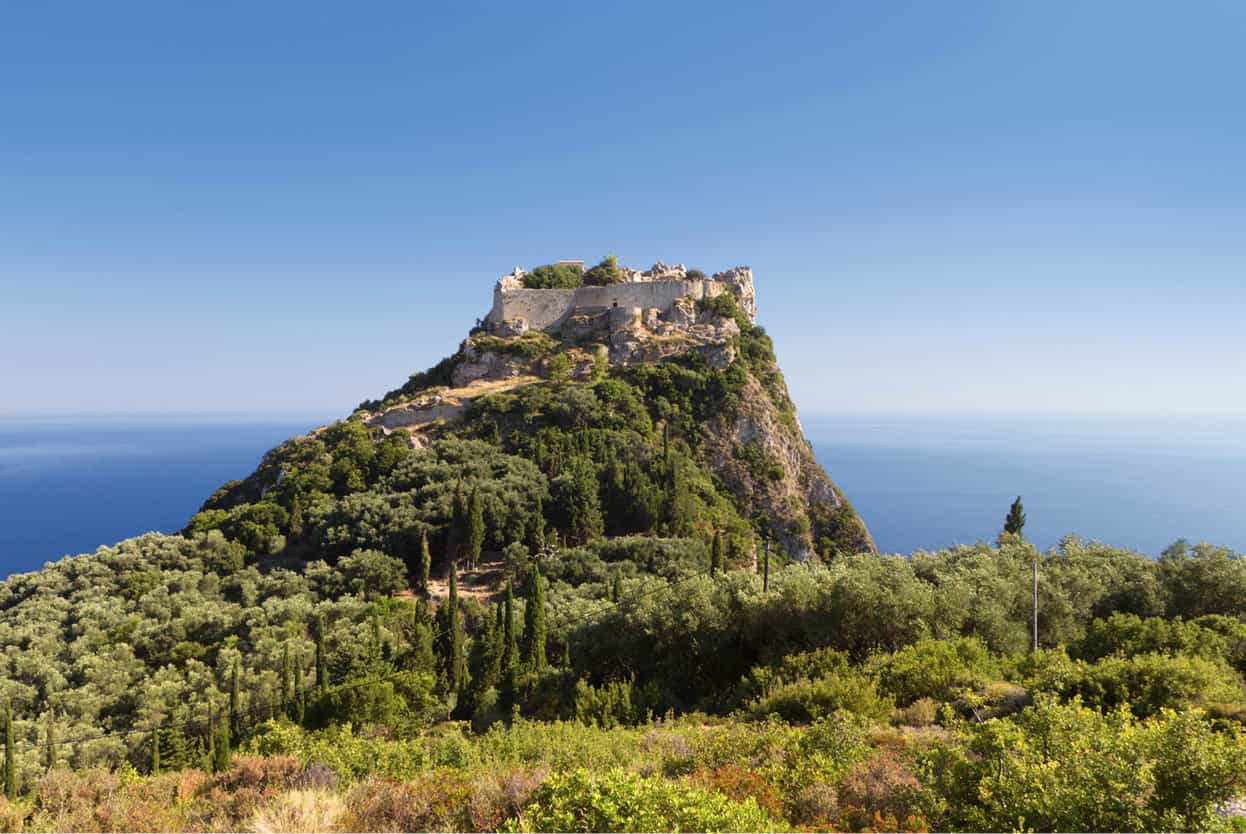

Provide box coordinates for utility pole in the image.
[1032,559,1039,652]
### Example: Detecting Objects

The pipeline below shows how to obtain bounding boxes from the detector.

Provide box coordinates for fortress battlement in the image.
[487,262,756,335]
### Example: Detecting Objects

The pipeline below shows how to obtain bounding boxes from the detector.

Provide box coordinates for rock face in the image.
[700,376,873,559]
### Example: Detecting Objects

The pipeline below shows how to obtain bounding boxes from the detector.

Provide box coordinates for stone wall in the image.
[489,278,727,332]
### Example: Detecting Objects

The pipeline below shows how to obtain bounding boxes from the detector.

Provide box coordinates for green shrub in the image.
[502,768,775,832]
[524,263,585,289]
[921,700,1246,832]
[748,675,893,724]
[869,638,999,705]
[471,333,558,359]
[582,255,623,287]
[1061,652,1245,717]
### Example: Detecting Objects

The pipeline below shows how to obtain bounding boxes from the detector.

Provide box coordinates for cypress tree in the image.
[281,644,292,713]
[204,705,215,770]
[42,710,55,773]
[166,707,189,772]
[293,653,305,723]
[610,566,623,603]
[561,641,571,668]
[419,531,432,592]
[522,564,547,673]
[211,714,230,773]
[467,487,484,569]
[451,482,467,559]
[501,581,520,709]
[442,563,464,693]
[370,615,383,669]
[229,663,240,739]
[4,703,15,800]
[150,727,161,776]
[1004,496,1026,537]
[502,581,518,675]
[528,497,546,555]
[410,602,436,672]
[315,614,328,692]
[710,530,724,576]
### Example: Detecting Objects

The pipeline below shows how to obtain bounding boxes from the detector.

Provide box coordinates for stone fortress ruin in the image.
[364,260,758,434]
[487,261,757,336]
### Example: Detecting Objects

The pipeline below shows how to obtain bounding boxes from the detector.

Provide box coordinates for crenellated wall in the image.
[489,278,727,332]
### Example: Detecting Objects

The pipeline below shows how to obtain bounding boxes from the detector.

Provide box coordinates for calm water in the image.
[0,414,1242,576]
[0,417,322,573]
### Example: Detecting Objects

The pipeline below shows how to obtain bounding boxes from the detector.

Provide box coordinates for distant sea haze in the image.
[0,413,1242,576]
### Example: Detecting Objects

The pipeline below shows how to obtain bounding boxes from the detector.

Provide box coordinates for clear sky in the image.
[2,1,1243,418]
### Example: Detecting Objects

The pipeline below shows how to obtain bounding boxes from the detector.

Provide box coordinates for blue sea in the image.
[0,413,1242,576]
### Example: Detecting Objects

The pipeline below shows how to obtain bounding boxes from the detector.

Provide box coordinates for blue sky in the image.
[2,1,1243,417]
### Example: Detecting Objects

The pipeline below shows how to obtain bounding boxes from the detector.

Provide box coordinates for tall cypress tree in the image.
[441,563,464,694]
[293,653,305,723]
[410,601,436,672]
[315,614,328,692]
[229,663,241,739]
[419,532,432,592]
[522,564,547,673]
[610,566,623,603]
[4,702,15,799]
[43,710,55,773]
[528,497,546,555]
[150,727,161,776]
[710,530,724,576]
[467,487,484,569]
[281,644,292,714]
[1004,496,1026,537]
[211,714,230,773]
[501,581,520,708]
[451,482,467,560]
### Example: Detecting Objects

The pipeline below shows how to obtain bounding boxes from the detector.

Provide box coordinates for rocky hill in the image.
[343,259,874,561]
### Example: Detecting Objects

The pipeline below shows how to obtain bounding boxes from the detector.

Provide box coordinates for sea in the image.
[0,413,1243,576]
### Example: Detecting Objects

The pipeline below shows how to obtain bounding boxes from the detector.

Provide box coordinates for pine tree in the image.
[229,663,241,739]
[1004,495,1026,537]
[710,530,724,576]
[4,703,15,800]
[467,486,485,569]
[522,563,547,674]
[315,614,328,692]
[418,532,432,592]
[43,710,55,773]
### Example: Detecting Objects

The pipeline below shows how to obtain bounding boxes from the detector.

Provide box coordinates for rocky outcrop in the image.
[451,340,532,387]
[700,375,875,559]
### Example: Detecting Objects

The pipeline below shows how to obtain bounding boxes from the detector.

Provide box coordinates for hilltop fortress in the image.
[487,262,757,336]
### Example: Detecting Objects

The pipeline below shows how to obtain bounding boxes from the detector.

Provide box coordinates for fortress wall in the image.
[491,279,726,331]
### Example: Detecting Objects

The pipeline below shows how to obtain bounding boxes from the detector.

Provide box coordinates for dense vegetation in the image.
[2,278,1245,830]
